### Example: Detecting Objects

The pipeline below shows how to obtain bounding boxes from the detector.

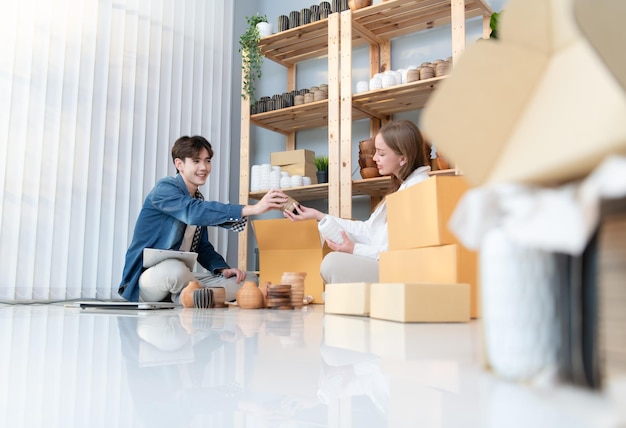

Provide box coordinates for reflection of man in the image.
[117,314,243,425]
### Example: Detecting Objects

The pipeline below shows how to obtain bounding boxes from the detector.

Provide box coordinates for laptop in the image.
[67,300,179,310]
[143,248,198,270]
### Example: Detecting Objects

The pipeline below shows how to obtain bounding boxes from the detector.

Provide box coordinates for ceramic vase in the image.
[281,272,307,308]
[256,22,273,38]
[480,228,561,382]
[236,280,264,309]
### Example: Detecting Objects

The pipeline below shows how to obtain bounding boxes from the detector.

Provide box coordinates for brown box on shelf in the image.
[387,175,470,250]
[252,218,326,303]
[324,282,371,316]
[379,244,479,318]
[369,282,470,323]
[280,162,318,184]
[270,149,315,166]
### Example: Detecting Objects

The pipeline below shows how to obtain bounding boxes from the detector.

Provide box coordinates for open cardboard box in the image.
[252,218,329,303]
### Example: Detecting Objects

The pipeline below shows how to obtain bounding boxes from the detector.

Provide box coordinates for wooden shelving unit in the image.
[238,13,341,270]
[339,0,492,218]
[238,0,492,267]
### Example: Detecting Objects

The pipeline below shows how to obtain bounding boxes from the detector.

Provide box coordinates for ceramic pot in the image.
[480,228,561,381]
[348,0,372,11]
[180,280,202,308]
[360,166,380,179]
[281,195,300,214]
[316,170,328,184]
[281,272,306,307]
[236,280,264,309]
[256,22,273,38]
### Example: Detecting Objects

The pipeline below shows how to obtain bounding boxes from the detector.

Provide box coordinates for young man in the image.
[118,135,287,306]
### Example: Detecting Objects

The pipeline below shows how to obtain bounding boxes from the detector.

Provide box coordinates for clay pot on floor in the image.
[180,280,203,308]
[236,280,264,309]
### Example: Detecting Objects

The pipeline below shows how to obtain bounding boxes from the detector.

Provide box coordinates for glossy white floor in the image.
[0,303,623,428]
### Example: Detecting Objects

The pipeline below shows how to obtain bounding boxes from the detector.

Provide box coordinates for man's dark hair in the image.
[171,136,214,172]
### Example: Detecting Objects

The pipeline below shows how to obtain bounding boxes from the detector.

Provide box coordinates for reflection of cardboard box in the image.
[324,283,370,316]
[369,282,470,323]
[323,313,370,353]
[387,176,470,250]
[280,162,318,184]
[270,149,315,166]
[370,317,475,360]
[379,245,479,318]
[252,218,325,303]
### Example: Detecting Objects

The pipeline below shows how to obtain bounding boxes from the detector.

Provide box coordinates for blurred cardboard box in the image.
[253,218,326,303]
[324,282,371,316]
[270,149,315,166]
[380,245,479,318]
[387,176,470,250]
[369,282,470,323]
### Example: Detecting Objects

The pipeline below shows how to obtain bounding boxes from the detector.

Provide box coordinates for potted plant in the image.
[239,13,268,103]
[314,155,329,184]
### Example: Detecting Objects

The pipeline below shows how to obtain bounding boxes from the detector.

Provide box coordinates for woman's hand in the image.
[283,203,324,221]
[243,189,288,216]
[325,231,355,254]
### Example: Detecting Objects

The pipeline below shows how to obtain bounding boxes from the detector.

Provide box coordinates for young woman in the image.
[284,120,431,284]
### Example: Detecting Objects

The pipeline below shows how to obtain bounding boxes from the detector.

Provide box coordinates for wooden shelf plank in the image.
[247,169,458,203]
[351,0,492,44]
[259,20,330,65]
[248,77,444,134]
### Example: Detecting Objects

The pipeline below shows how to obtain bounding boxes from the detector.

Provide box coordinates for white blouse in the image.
[328,166,431,260]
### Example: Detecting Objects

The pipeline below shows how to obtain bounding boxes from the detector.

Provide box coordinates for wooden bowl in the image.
[360,166,380,179]
[348,0,372,10]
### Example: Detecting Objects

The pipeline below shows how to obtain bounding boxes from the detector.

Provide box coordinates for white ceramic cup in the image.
[256,22,273,37]
[290,175,303,187]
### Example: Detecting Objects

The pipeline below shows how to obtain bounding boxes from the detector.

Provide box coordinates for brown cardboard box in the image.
[270,149,315,166]
[252,218,325,303]
[387,175,470,250]
[280,162,318,184]
[379,245,479,318]
[324,282,371,316]
[369,282,470,323]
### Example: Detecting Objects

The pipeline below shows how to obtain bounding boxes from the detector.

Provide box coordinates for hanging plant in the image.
[239,13,268,103]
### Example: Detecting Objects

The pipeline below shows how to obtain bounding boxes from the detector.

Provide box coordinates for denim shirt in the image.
[118,174,245,301]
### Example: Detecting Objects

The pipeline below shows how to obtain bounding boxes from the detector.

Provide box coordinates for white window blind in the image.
[0,0,234,301]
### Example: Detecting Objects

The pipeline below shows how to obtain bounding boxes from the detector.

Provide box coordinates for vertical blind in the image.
[0,0,235,301]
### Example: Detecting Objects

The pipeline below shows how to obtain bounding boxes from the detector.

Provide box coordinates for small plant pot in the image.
[316,170,328,184]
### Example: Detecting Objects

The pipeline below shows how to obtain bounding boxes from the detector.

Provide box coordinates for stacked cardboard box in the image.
[270,149,318,184]
[375,175,478,321]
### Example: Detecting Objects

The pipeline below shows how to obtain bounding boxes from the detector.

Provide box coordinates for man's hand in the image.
[242,189,288,216]
[220,267,246,282]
